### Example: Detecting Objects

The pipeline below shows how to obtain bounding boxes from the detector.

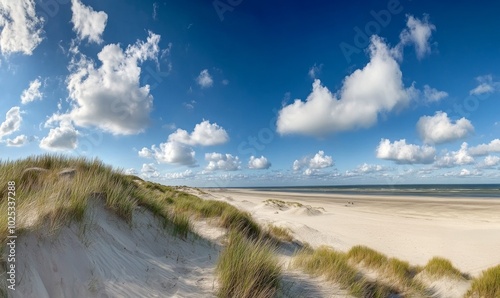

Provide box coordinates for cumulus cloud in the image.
[140,142,196,166]
[168,120,229,146]
[423,85,448,102]
[196,69,213,88]
[39,120,78,151]
[293,151,334,175]
[205,153,240,171]
[140,163,160,178]
[165,170,195,179]
[376,139,436,164]
[71,0,108,44]
[444,168,482,178]
[478,155,500,168]
[66,32,160,135]
[357,163,385,173]
[0,106,22,139]
[469,75,498,96]
[345,163,387,177]
[435,142,474,168]
[124,168,138,175]
[417,112,474,144]
[248,156,271,170]
[399,14,435,59]
[20,78,43,104]
[5,134,28,147]
[277,36,412,136]
[469,139,500,156]
[0,0,43,55]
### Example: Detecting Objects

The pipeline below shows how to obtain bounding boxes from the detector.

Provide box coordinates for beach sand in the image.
[201,188,500,277]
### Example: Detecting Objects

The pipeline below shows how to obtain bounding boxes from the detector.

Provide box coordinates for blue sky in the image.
[1,0,499,187]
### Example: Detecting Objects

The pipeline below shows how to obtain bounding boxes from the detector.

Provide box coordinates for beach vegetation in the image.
[216,231,281,298]
[266,224,293,242]
[424,257,464,278]
[465,265,500,298]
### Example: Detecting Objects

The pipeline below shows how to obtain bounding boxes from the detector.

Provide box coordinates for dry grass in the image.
[293,246,397,297]
[424,257,464,278]
[216,231,281,298]
[266,224,293,242]
[465,264,500,298]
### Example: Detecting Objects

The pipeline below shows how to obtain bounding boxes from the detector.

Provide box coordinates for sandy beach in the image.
[202,188,500,277]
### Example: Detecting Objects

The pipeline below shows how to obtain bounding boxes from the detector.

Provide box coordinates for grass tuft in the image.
[293,246,396,297]
[465,265,500,298]
[216,231,281,298]
[266,224,293,242]
[424,257,463,278]
[171,213,191,239]
[347,245,388,269]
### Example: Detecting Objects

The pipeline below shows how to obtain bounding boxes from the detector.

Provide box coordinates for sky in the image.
[0,0,499,187]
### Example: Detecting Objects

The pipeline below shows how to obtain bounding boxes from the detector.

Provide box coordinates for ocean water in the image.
[248,184,500,198]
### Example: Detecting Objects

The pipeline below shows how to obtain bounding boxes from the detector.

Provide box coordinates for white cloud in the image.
[399,15,435,59]
[141,163,160,178]
[196,69,213,88]
[376,139,436,164]
[138,147,153,158]
[20,78,42,104]
[168,120,229,146]
[357,163,385,173]
[293,150,334,175]
[141,141,196,166]
[435,142,475,168]
[469,75,498,96]
[222,79,229,85]
[39,120,78,151]
[66,32,160,135]
[165,170,195,179]
[124,168,138,175]
[423,85,448,102]
[444,168,482,178]
[248,156,271,170]
[417,112,474,144]
[277,36,412,136]
[0,0,43,55]
[308,63,322,79]
[345,163,386,177]
[205,153,240,171]
[5,134,28,147]
[469,139,500,156]
[0,106,22,138]
[71,0,108,44]
[479,155,500,168]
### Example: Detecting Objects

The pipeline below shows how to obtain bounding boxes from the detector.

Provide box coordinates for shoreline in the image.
[200,188,500,276]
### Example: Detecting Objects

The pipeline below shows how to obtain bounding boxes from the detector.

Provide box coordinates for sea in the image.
[246,184,500,198]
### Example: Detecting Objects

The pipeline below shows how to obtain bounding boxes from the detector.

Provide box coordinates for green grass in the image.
[346,246,424,294]
[465,265,500,298]
[171,213,191,239]
[216,231,281,298]
[293,246,396,297]
[347,245,388,269]
[424,257,463,278]
[266,224,293,242]
[264,199,303,208]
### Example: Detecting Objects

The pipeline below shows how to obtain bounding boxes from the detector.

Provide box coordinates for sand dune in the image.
[13,199,219,298]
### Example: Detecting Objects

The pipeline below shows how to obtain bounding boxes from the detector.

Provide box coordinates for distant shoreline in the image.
[204,184,500,198]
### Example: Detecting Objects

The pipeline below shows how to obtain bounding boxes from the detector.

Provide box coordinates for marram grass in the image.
[216,231,281,298]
